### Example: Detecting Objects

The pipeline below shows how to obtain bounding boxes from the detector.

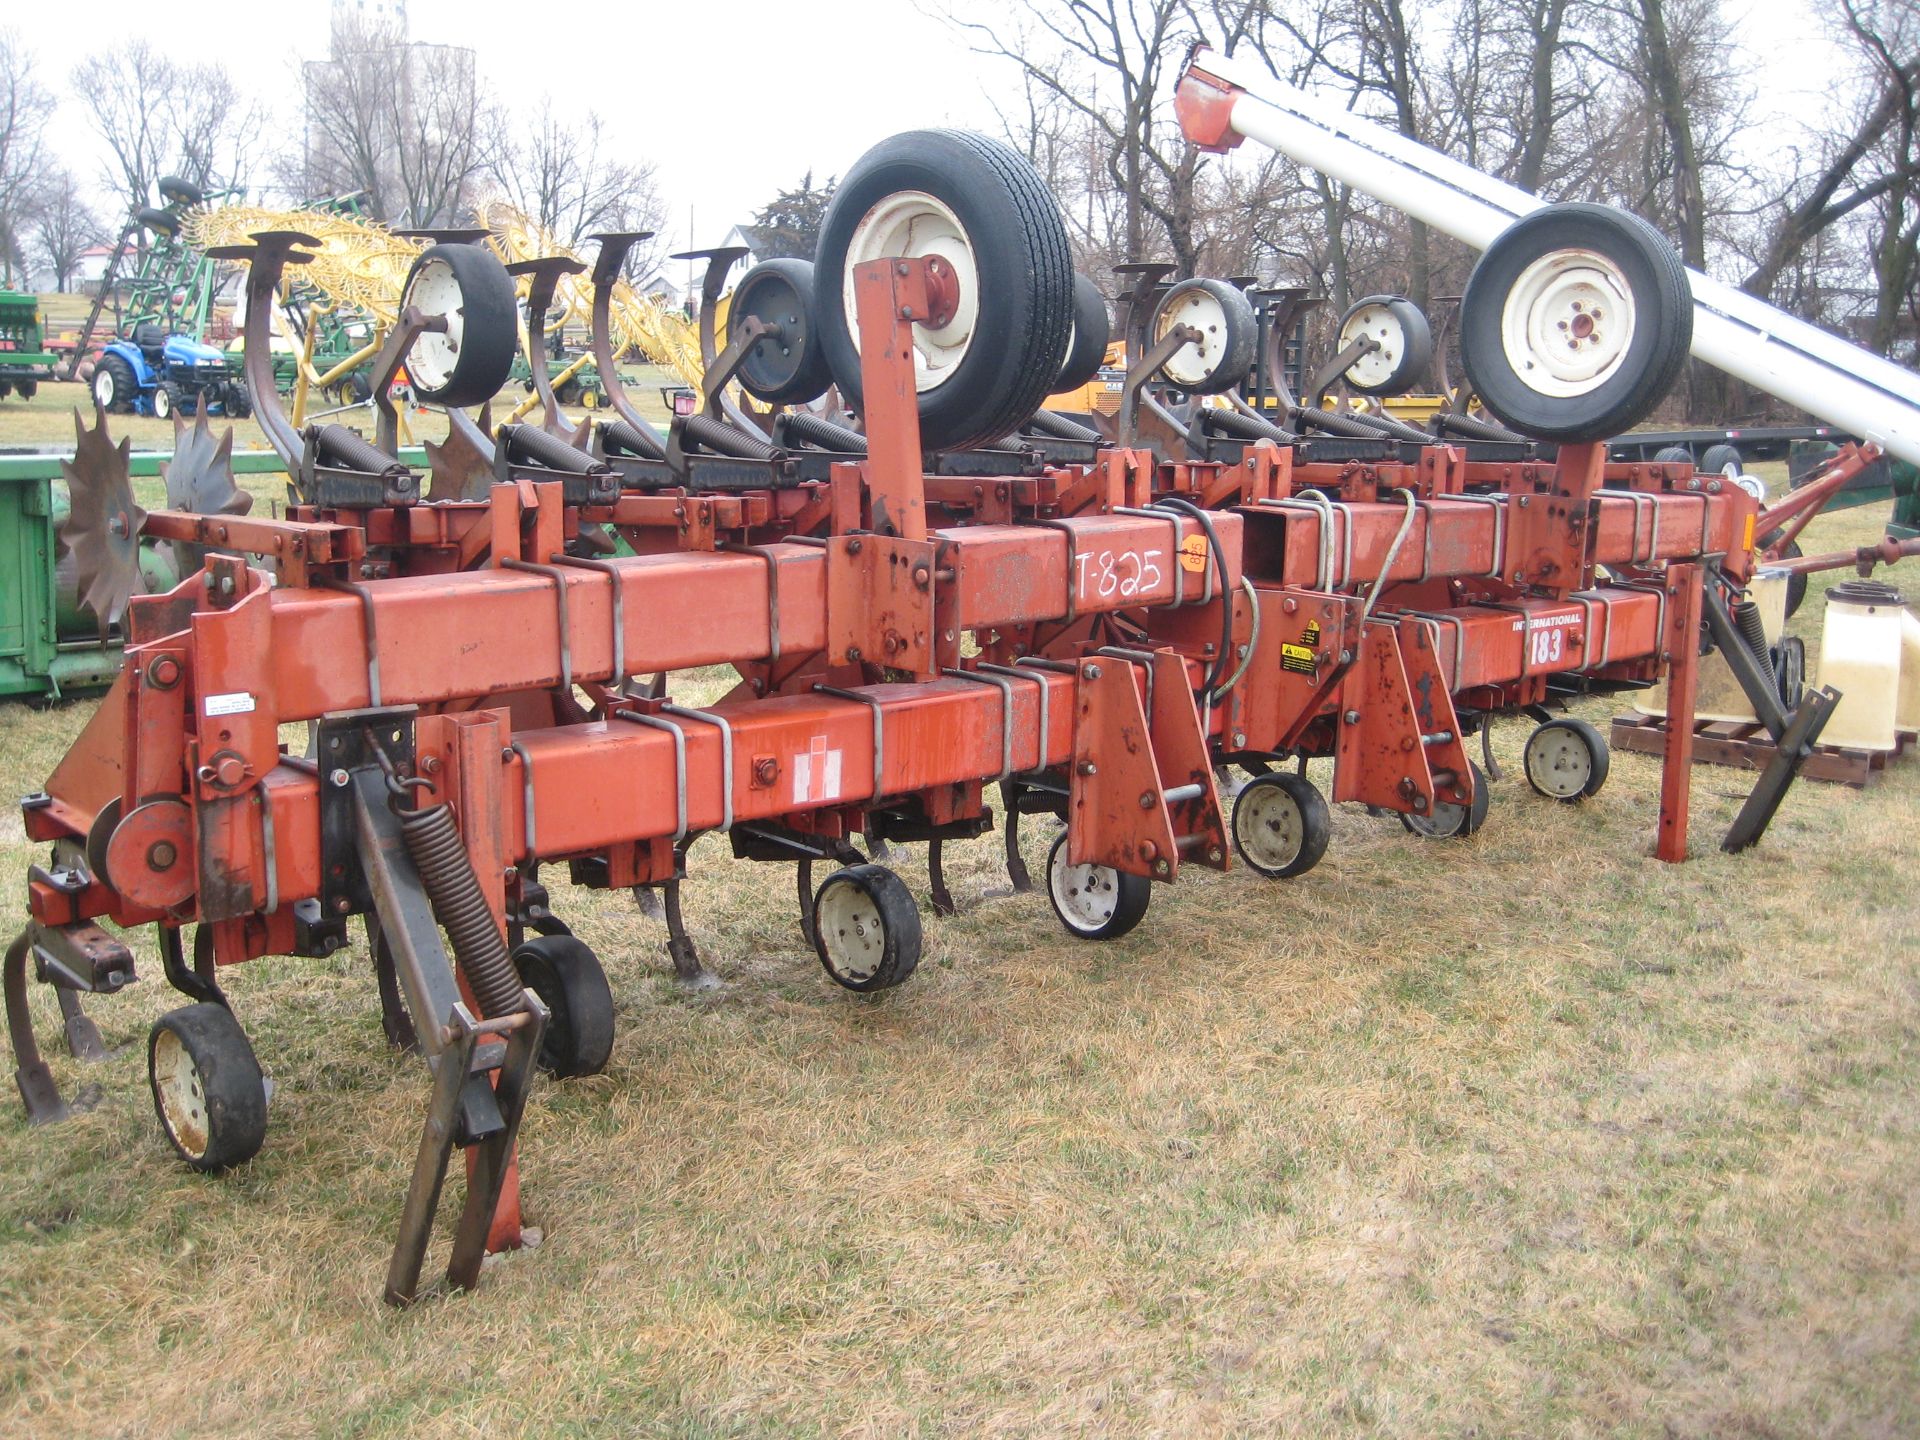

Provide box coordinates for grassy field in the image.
[0,463,1915,1436]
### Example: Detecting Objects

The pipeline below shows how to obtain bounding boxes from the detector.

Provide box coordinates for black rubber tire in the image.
[136,206,179,236]
[1337,294,1433,396]
[158,175,204,207]
[811,863,922,992]
[512,933,615,1077]
[224,381,253,420]
[399,243,518,407]
[1053,273,1111,393]
[1231,772,1331,878]
[1700,442,1742,475]
[148,1003,267,1172]
[1045,832,1151,941]
[1150,278,1256,394]
[1461,203,1692,442]
[1401,759,1493,838]
[1522,717,1610,801]
[93,353,137,414]
[16,379,31,400]
[1653,445,1694,464]
[1760,533,1809,618]
[814,129,1073,452]
[730,257,833,406]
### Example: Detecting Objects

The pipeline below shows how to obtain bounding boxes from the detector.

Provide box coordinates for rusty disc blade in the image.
[59,406,147,632]
[161,409,251,577]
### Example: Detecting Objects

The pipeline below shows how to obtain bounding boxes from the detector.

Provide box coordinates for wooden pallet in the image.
[1610,713,1916,788]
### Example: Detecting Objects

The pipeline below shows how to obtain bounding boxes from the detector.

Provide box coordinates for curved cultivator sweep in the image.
[13,79,1905,1304]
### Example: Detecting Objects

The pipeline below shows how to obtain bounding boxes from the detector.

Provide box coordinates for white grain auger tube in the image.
[1176,46,1920,467]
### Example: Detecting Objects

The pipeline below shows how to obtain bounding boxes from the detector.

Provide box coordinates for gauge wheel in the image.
[814,129,1073,451]
[148,1003,267,1172]
[152,381,179,420]
[1231,772,1332,878]
[1461,203,1692,441]
[811,862,922,991]
[1150,278,1256,395]
[1336,294,1432,396]
[1522,717,1610,801]
[1045,832,1151,940]
[512,933,614,1077]
[1653,445,1693,464]
[1053,273,1112,392]
[398,243,518,407]
[136,206,179,236]
[730,257,833,405]
[1401,759,1493,838]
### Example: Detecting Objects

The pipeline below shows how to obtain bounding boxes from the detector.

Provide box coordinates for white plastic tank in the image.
[1817,580,1907,752]
[1636,568,1792,725]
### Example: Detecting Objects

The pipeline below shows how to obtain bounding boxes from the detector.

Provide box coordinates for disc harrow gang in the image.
[8,123,1819,1307]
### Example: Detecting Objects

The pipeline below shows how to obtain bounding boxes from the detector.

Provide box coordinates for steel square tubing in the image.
[1249,490,1744,589]
[236,515,1231,722]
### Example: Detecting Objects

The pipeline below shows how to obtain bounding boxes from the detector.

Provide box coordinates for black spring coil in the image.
[603,416,667,460]
[1432,410,1523,442]
[503,423,603,475]
[781,411,870,454]
[682,413,780,461]
[1024,409,1101,443]
[315,423,407,477]
[396,801,526,1020]
[1204,407,1296,443]
[1731,599,1776,687]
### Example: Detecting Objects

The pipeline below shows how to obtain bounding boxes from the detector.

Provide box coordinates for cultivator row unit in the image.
[9,76,1893,1303]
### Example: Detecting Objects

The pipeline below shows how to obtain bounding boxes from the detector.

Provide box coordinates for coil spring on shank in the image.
[396,801,526,1020]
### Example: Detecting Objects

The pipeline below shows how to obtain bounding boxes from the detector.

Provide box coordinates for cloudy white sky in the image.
[6,0,1844,262]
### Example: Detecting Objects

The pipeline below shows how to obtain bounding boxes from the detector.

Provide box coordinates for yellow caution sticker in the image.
[1178,533,1209,574]
[1280,642,1317,675]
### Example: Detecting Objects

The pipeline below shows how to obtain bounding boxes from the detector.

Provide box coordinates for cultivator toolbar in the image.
[10,120,1835,1303]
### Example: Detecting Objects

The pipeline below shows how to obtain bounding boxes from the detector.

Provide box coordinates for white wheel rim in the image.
[1155,285,1230,389]
[1500,247,1637,398]
[153,387,170,418]
[1526,726,1592,798]
[816,877,888,983]
[94,370,113,406]
[1340,303,1406,389]
[152,1028,210,1159]
[1049,844,1122,933]
[842,190,978,394]
[403,256,467,393]
[1236,783,1303,871]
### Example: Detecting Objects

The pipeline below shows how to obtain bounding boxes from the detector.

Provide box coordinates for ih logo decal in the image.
[793,735,844,804]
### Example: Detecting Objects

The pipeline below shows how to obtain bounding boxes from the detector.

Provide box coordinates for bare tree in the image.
[488,100,666,257]
[30,170,104,293]
[929,0,1225,274]
[73,40,260,212]
[0,28,54,284]
[301,14,492,226]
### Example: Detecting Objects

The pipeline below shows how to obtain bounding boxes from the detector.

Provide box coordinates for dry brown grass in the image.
[0,470,1915,1437]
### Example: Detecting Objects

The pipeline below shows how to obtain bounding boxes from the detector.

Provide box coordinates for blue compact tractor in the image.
[90,322,252,419]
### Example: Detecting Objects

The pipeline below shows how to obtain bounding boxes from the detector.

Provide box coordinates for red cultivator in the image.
[9,126,1815,1303]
